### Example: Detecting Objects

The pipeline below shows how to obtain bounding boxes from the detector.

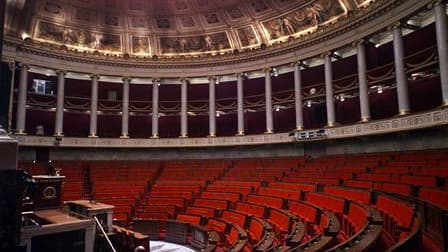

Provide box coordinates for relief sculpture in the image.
[262,0,346,42]
[36,21,121,52]
[160,32,231,54]
[237,26,259,48]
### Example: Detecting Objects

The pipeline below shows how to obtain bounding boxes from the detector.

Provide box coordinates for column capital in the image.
[122,76,132,83]
[18,63,30,70]
[320,51,332,58]
[55,70,67,76]
[292,60,306,67]
[387,22,402,31]
[263,67,272,73]
[179,77,189,83]
[152,78,160,84]
[428,0,447,8]
[8,62,16,71]
[352,39,366,47]
[90,74,100,80]
[208,76,216,81]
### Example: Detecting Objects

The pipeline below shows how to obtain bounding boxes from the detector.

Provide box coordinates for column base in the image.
[207,133,216,137]
[236,131,245,136]
[398,109,411,116]
[441,100,448,107]
[150,134,159,139]
[295,126,304,131]
[53,132,64,137]
[88,134,98,138]
[14,130,27,135]
[179,134,188,138]
[120,134,129,139]
[264,129,274,134]
[360,117,371,123]
[325,122,339,128]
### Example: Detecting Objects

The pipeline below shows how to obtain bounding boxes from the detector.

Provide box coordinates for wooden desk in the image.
[21,209,95,252]
[65,200,114,232]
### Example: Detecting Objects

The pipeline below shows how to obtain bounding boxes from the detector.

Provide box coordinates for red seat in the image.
[176,214,202,225]
[288,200,317,223]
[247,194,283,209]
[306,193,346,214]
[222,210,247,227]
[186,206,217,217]
[235,201,266,218]
[419,188,448,210]
[323,186,371,204]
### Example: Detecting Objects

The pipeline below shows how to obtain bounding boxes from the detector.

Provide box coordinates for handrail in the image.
[93,216,117,252]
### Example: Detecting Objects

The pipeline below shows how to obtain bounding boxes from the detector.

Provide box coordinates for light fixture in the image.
[377,86,383,94]
[216,111,220,117]
[339,94,345,102]
[271,68,279,77]
[21,32,30,40]
[306,100,312,107]
[215,77,219,85]
[309,88,316,95]
[274,105,280,112]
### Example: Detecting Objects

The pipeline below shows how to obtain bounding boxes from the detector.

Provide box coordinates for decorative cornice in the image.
[3,0,418,72]
[13,107,448,148]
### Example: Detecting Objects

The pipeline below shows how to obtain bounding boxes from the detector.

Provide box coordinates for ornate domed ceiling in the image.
[7,0,377,57]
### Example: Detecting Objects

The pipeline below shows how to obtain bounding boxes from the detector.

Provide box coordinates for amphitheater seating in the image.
[21,150,448,252]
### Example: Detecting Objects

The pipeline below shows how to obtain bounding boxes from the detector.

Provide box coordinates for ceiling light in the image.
[216,111,220,117]
[339,94,345,102]
[215,77,219,85]
[306,100,312,107]
[275,105,280,112]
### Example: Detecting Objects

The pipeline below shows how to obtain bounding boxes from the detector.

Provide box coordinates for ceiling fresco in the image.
[12,0,377,57]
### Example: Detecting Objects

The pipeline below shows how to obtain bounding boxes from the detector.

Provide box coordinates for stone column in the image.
[180,78,188,137]
[324,52,336,127]
[151,79,160,138]
[264,68,274,133]
[236,73,245,135]
[88,74,99,137]
[356,40,371,122]
[392,24,410,115]
[293,62,304,130]
[208,77,216,137]
[434,1,448,105]
[54,70,66,136]
[15,64,29,135]
[120,77,130,138]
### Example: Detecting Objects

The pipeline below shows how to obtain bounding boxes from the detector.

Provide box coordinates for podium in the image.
[32,175,65,210]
